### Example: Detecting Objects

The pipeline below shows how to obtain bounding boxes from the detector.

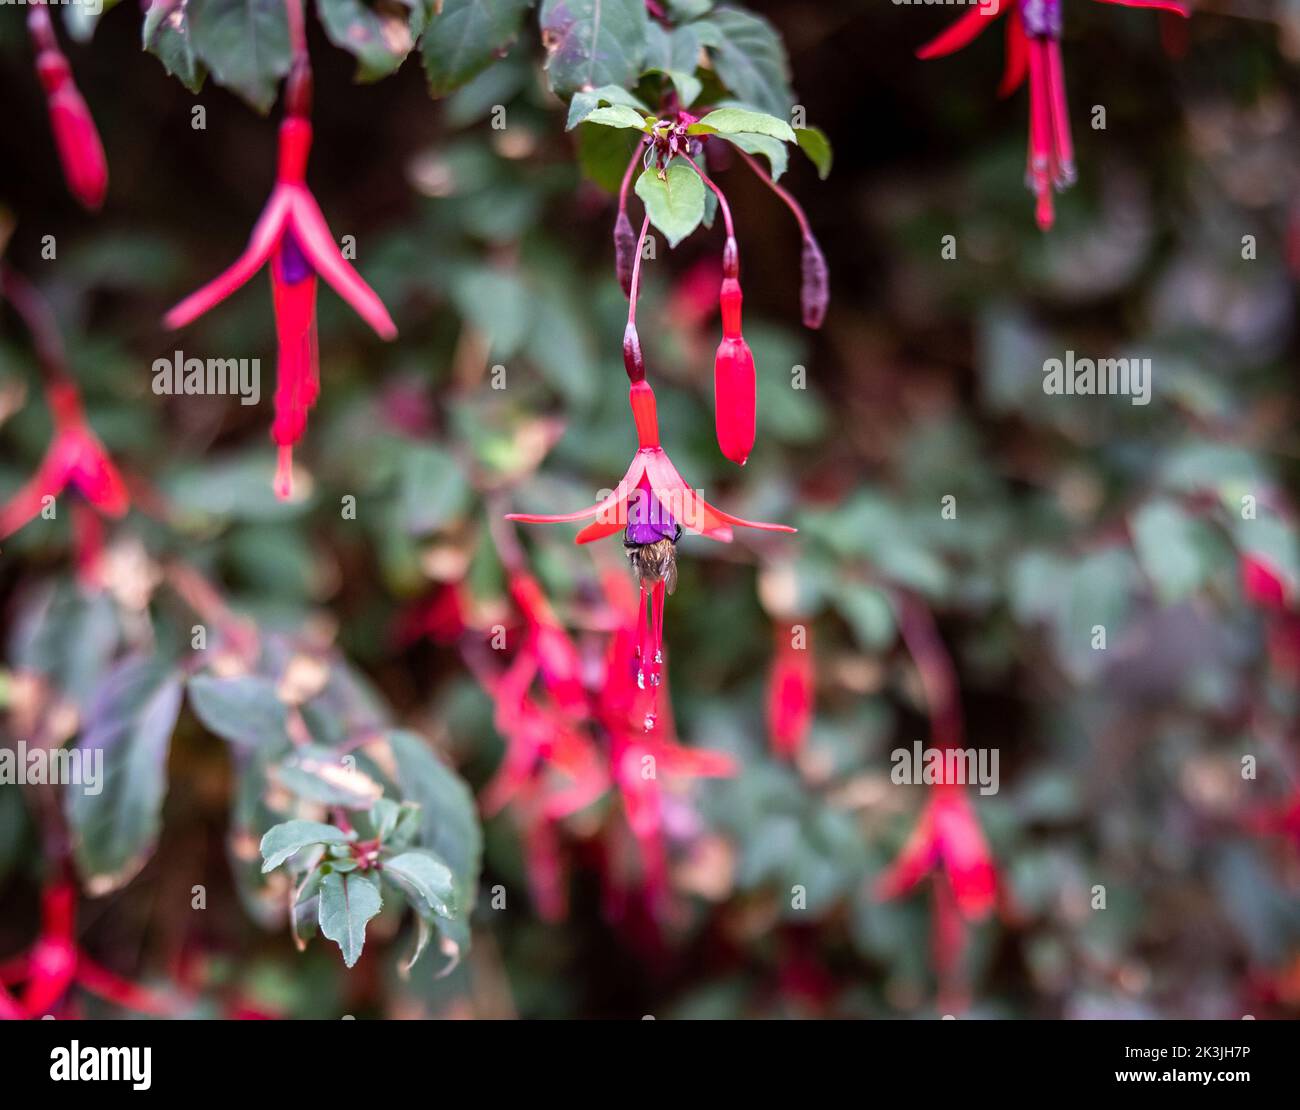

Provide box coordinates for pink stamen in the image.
[1045,40,1076,187]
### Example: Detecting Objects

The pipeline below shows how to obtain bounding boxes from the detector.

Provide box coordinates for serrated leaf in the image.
[188,673,290,749]
[695,8,793,117]
[318,870,382,967]
[421,0,533,97]
[188,0,291,113]
[143,0,207,92]
[539,0,647,98]
[383,849,456,919]
[583,104,650,131]
[634,161,704,248]
[260,819,353,872]
[795,126,832,179]
[564,82,651,130]
[689,106,795,143]
[64,659,184,894]
[317,0,425,82]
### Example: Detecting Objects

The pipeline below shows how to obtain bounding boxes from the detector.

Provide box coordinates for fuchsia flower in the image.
[713,239,757,467]
[1241,553,1289,611]
[28,3,107,211]
[164,65,396,499]
[0,380,129,583]
[876,783,998,920]
[917,0,1190,230]
[766,621,815,759]
[0,880,177,1019]
[508,377,794,730]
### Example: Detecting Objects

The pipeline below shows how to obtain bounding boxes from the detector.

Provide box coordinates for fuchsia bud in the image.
[34,47,107,210]
[800,232,829,329]
[614,209,637,298]
[713,272,756,466]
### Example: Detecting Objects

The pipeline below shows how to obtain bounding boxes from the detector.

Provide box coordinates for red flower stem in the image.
[679,151,735,242]
[622,215,652,382]
[0,264,73,390]
[283,0,311,116]
[617,140,643,221]
[285,0,308,61]
[734,148,812,238]
[892,589,964,753]
[626,214,652,329]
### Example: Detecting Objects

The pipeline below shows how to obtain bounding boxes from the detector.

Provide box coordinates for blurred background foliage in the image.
[2,0,1300,1019]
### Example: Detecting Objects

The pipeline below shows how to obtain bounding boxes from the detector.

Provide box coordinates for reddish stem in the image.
[626,214,652,329]
[680,151,735,241]
[735,148,812,238]
[0,264,72,390]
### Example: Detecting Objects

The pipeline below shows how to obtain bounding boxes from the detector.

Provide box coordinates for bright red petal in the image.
[164,190,292,329]
[916,4,1006,60]
[999,13,1029,97]
[1093,0,1189,15]
[287,189,397,340]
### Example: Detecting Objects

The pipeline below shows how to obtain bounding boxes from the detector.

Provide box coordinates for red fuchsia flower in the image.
[0,879,177,1019]
[766,620,815,759]
[596,568,736,915]
[163,63,396,500]
[713,237,757,467]
[0,380,129,584]
[27,3,107,211]
[1241,553,1289,611]
[507,375,795,730]
[875,783,997,921]
[917,0,1190,230]
[508,572,588,718]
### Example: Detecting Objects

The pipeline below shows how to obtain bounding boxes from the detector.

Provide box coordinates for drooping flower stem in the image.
[614,140,647,297]
[0,263,72,390]
[622,214,651,383]
[733,149,828,328]
[679,151,735,248]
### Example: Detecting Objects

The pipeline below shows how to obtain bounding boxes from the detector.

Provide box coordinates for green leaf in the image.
[689,106,795,143]
[260,819,354,873]
[64,658,184,894]
[318,870,382,967]
[316,0,425,82]
[1131,499,1227,604]
[695,8,793,117]
[449,265,533,356]
[539,0,647,98]
[397,442,472,534]
[835,582,896,651]
[644,22,702,106]
[188,0,292,113]
[383,849,456,919]
[143,0,208,92]
[565,83,651,130]
[9,582,120,713]
[421,0,533,97]
[273,745,385,807]
[387,730,481,962]
[722,132,787,180]
[795,126,832,179]
[576,119,642,191]
[634,162,705,248]
[187,674,290,750]
[583,105,650,131]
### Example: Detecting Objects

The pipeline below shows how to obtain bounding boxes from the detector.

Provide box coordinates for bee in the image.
[625,528,681,595]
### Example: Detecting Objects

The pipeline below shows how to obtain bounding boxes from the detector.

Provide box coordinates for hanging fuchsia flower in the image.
[164,65,396,499]
[876,783,997,920]
[917,0,1190,230]
[766,621,814,759]
[596,569,736,913]
[508,377,794,731]
[0,381,128,583]
[0,879,177,1019]
[28,4,107,211]
[713,239,756,467]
